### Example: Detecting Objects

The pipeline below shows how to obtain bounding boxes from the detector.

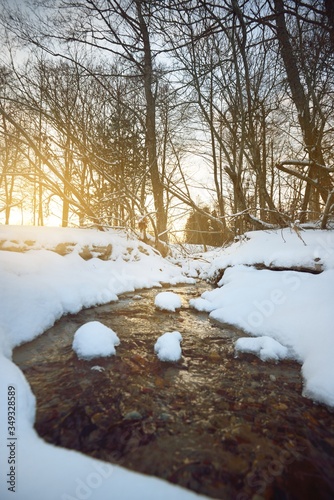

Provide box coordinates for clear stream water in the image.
[13,282,334,499]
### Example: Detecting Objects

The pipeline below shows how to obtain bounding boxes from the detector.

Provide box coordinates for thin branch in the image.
[0,105,103,228]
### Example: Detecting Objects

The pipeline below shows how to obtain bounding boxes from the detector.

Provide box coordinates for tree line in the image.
[0,0,333,247]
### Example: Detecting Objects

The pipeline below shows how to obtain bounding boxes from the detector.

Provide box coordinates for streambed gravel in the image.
[13,282,334,499]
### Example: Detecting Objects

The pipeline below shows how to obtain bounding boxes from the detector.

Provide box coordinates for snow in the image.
[189,228,334,408]
[154,331,183,362]
[190,265,334,406]
[0,225,202,500]
[178,227,334,280]
[154,291,182,311]
[1,223,334,499]
[72,321,120,360]
[235,336,290,362]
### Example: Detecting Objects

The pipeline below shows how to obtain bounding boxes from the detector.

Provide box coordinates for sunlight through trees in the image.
[0,0,333,245]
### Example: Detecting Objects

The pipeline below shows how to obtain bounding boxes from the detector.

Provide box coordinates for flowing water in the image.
[13,282,334,499]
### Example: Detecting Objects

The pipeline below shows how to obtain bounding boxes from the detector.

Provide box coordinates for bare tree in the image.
[273,0,334,221]
[1,0,333,234]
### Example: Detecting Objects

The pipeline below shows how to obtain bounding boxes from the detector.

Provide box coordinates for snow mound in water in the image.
[154,331,183,362]
[73,321,120,360]
[154,291,182,311]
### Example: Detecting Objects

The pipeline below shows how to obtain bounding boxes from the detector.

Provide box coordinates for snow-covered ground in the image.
[0,224,333,499]
[189,227,334,407]
[173,226,334,279]
[0,225,200,500]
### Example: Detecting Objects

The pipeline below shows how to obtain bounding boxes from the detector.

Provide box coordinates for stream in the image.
[13,281,334,499]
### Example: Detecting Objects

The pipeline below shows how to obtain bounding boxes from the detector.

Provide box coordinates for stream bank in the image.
[13,282,334,500]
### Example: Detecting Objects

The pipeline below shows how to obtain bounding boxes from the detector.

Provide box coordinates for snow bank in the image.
[154,331,183,362]
[235,336,290,362]
[0,224,151,261]
[0,228,194,350]
[190,228,334,408]
[73,321,120,360]
[182,227,334,280]
[0,225,203,500]
[154,291,182,311]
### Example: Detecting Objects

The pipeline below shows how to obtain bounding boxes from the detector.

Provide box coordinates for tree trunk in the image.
[324,0,334,51]
[62,130,71,227]
[136,0,167,241]
[273,0,333,219]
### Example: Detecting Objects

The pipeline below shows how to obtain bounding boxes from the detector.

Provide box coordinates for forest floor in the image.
[13,282,334,500]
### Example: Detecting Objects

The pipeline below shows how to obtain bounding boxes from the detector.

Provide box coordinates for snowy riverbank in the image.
[187,228,334,408]
[0,225,201,500]
[0,224,333,499]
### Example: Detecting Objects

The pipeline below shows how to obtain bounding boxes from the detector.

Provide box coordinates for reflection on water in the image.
[13,283,334,499]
